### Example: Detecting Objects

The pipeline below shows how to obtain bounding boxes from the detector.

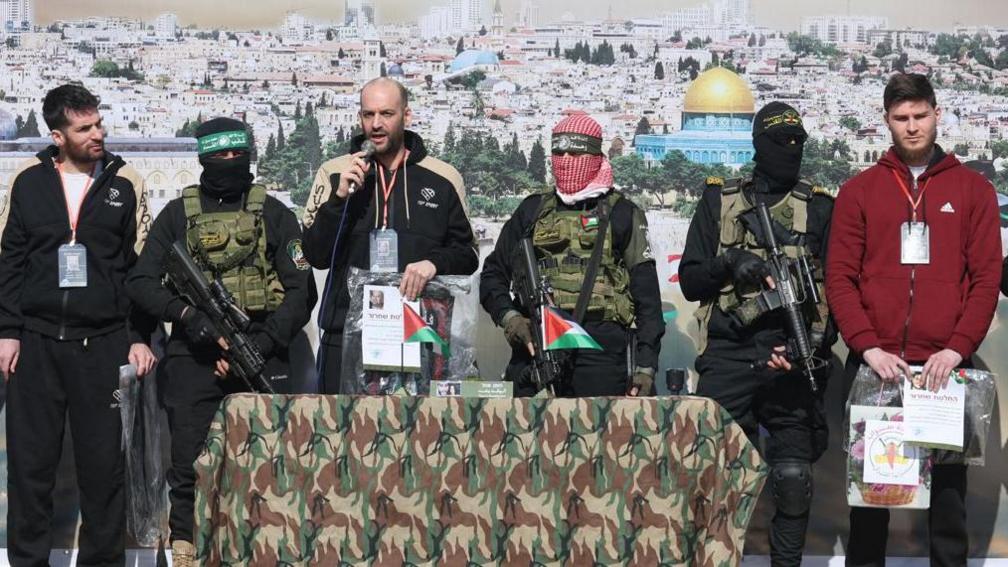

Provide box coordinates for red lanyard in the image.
[56,161,97,244]
[891,168,929,222]
[377,149,409,229]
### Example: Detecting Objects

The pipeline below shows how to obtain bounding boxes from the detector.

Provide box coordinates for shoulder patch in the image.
[287,238,311,270]
[705,176,724,186]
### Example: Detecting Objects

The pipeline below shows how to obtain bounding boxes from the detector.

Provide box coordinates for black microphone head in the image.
[360,140,377,160]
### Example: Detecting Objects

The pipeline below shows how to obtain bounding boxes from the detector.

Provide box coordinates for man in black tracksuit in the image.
[126,118,315,563]
[678,102,834,565]
[0,85,156,566]
[302,78,478,394]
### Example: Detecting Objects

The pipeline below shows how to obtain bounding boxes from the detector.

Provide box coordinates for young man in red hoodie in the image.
[826,73,1001,565]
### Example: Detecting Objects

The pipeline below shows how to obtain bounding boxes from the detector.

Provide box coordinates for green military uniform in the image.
[182,185,284,312]
[531,190,637,326]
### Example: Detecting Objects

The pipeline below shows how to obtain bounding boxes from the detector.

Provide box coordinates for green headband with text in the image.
[197,130,250,156]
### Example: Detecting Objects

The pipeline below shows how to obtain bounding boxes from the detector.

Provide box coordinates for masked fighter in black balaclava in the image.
[125,117,315,565]
[678,102,837,566]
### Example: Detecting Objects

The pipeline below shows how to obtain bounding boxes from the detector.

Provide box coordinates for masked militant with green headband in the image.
[126,117,315,566]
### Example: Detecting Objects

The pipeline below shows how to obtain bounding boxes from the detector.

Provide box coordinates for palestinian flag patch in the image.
[580,215,598,230]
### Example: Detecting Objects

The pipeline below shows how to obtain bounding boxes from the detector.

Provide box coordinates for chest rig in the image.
[694,179,829,353]
[531,192,634,326]
[182,185,283,312]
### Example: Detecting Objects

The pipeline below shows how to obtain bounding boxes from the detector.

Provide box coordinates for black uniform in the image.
[679,177,833,565]
[480,192,664,397]
[302,131,478,394]
[0,147,153,566]
[126,192,315,544]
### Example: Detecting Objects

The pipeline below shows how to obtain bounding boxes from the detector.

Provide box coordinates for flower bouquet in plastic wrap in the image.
[844,363,998,509]
[847,404,931,508]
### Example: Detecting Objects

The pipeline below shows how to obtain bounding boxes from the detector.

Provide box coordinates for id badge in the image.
[900,222,930,265]
[369,229,399,273]
[58,243,88,287]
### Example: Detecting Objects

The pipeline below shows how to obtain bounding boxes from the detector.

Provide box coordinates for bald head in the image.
[359,77,412,163]
[360,77,409,110]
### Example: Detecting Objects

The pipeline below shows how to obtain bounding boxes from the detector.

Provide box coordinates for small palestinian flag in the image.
[542,306,602,351]
[580,215,598,230]
[403,303,450,356]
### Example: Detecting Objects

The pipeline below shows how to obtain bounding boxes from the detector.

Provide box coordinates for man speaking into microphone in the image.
[303,77,478,394]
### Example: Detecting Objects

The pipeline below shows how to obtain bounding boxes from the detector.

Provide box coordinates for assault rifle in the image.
[741,202,826,392]
[513,238,566,396]
[165,241,274,394]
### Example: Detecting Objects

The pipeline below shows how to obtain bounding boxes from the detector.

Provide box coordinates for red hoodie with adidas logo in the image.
[826,146,1001,362]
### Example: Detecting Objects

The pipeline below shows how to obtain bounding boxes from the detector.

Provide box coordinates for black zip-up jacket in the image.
[0,146,152,342]
[479,191,664,370]
[126,189,316,357]
[302,131,478,334]
[678,177,833,362]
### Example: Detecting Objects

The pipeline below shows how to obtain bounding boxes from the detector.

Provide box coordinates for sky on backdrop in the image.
[34,0,1008,33]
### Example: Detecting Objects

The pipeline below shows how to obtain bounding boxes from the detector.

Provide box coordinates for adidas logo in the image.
[940,202,955,214]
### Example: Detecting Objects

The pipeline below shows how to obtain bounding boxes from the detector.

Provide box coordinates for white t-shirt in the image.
[62,172,90,223]
[60,162,103,225]
[909,164,927,181]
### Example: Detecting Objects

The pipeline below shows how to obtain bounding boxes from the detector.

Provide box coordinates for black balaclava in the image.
[752,102,807,193]
[195,117,253,200]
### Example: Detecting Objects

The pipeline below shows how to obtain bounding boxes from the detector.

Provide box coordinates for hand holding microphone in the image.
[337,140,377,198]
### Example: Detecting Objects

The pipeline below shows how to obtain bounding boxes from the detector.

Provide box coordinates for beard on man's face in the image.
[63,136,104,164]
[894,127,937,165]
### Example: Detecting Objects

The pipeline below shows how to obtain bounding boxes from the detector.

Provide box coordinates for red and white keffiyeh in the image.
[550,114,613,204]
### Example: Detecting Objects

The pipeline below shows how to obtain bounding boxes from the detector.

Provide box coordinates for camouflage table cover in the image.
[194,394,767,566]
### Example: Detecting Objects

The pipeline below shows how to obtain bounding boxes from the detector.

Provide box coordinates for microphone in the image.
[348,140,377,194]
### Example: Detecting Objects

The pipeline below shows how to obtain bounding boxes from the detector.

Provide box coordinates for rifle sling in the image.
[573,196,615,325]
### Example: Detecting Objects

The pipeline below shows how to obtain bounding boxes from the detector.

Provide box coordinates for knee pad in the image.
[771,460,812,517]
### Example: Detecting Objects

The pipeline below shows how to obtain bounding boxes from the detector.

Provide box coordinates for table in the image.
[195,394,767,566]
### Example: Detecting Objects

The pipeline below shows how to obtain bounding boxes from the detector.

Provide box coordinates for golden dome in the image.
[683,67,755,114]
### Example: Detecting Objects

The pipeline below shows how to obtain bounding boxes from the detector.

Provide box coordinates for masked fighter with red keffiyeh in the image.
[479,114,664,396]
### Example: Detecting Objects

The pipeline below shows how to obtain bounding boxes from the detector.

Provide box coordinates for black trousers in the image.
[843,353,969,566]
[846,464,968,566]
[159,351,290,543]
[7,329,129,567]
[695,353,827,567]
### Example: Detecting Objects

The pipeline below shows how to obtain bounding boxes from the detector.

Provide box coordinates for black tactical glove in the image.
[181,307,221,347]
[627,366,656,396]
[502,310,534,353]
[251,332,276,358]
[723,248,770,287]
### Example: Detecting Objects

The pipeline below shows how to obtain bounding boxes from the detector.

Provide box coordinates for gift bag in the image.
[847,404,931,509]
[844,364,998,466]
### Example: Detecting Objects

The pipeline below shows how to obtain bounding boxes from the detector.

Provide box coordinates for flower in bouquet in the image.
[851,438,865,460]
